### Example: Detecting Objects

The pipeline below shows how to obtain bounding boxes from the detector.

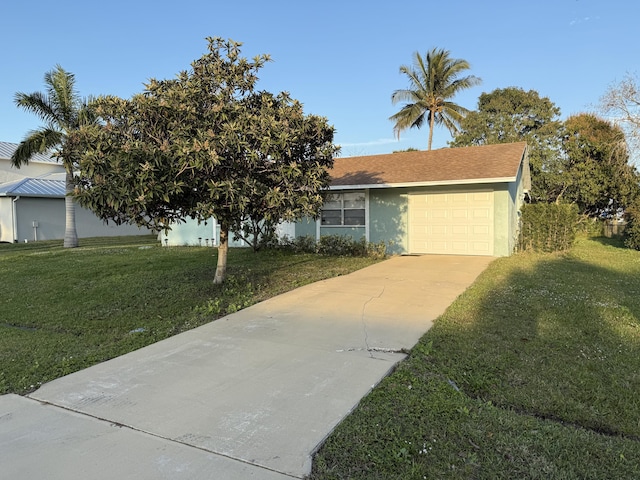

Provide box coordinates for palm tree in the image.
[390,48,481,150]
[11,65,94,248]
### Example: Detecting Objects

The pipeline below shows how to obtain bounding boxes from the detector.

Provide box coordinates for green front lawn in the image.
[0,236,379,395]
[310,237,640,479]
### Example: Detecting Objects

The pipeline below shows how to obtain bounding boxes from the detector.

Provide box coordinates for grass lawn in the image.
[0,235,379,395]
[310,237,640,479]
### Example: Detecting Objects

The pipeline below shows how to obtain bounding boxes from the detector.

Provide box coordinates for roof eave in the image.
[329,176,518,190]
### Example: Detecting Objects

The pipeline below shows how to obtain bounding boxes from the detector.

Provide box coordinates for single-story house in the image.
[0,141,152,243]
[164,142,530,257]
[296,141,530,256]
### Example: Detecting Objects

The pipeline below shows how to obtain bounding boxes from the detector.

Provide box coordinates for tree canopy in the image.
[450,87,564,202]
[560,113,639,215]
[12,65,95,248]
[389,48,481,150]
[74,38,338,283]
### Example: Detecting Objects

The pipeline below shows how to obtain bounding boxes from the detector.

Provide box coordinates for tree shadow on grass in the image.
[589,235,627,249]
[428,244,640,439]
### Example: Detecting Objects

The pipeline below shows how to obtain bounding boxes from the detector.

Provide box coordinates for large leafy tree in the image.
[450,87,565,202]
[389,48,481,150]
[11,65,94,248]
[560,113,639,215]
[74,38,337,283]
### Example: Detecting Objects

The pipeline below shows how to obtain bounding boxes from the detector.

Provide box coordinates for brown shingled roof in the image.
[330,142,528,187]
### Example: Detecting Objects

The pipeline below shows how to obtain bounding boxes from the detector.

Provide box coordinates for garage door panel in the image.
[409,191,493,256]
[452,209,468,219]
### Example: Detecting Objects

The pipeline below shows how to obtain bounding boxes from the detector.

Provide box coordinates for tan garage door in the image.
[408,191,494,255]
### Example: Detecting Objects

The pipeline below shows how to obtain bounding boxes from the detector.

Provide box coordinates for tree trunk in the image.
[63,170,79,248]
[428,110,435,151]
[213,226,229,284]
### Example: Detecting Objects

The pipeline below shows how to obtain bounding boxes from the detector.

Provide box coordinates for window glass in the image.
[323,193,342,210]
[343,192,365,209]
[321,210,342,225]
[320,191,366,226]
[344,209,365,225]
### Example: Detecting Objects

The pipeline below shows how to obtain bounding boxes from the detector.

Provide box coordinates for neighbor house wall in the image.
[13,197,151,242]
[0,197,14,242]
[0,159,64,184]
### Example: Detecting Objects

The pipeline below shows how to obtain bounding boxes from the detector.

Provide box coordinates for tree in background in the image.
[389,48,481,150]
[450,87,564,202]
[600,73,640,162]
[560,113,639,215]
[74,38,337,284]
[11,65,95,248]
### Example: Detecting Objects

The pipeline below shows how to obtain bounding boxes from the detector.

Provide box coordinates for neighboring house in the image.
[296,141,530,257]
[166,142,530,257]
[0,141,152,243]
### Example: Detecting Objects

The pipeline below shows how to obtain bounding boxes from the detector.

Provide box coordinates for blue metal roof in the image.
[0,141,61,165]
[0,178,65,197]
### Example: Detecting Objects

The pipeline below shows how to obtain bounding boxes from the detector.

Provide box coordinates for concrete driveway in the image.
[0,254,493,479]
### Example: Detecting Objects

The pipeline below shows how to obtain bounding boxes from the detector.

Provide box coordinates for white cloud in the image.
[570,16,598,26]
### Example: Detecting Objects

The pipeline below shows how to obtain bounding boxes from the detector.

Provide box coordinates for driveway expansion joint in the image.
[23,394,300,479]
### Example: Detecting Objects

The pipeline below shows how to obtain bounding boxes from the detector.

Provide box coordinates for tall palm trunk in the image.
[428,110,435,150]
[63,170,79,248]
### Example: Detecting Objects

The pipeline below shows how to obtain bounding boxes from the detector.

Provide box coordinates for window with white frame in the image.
[321,191,366,226]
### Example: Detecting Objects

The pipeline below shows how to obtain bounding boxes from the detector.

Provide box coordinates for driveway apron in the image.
[0,254,493,479]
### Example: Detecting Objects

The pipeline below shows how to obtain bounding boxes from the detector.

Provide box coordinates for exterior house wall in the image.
[295,181,523,257]
[0,161,63,184]
[507,161,527,254]
[9,197,151,243]
[0,197,14,243]
[369,189,408,254]
[160,217,279,248]
[295,218,317,239]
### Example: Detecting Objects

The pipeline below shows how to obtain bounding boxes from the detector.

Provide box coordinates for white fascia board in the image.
[328,176,516,190]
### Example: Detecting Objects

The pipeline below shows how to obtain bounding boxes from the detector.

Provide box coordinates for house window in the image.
[321,192,365,226]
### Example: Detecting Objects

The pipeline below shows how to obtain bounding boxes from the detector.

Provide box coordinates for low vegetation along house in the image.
[0,141,151,243]
[296,142,530,256]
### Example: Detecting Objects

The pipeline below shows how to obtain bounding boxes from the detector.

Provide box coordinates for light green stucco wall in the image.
[296,178,526,257]
[295,217,317,238]
[369,189,408,254]
[320,226,366,239]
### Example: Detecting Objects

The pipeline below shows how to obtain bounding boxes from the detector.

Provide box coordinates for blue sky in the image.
[1,0,637,157]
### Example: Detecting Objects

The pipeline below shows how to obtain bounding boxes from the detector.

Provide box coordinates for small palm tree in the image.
[11,65,94,247]
[390,48,481,150]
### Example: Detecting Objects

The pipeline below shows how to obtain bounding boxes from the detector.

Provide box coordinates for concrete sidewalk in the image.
[0,254,493,479]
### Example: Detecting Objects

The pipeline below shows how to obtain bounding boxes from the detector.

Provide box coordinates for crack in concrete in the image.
[360,286,385,358]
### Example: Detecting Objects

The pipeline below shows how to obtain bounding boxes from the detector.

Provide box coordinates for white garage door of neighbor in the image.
[409,191,494,255]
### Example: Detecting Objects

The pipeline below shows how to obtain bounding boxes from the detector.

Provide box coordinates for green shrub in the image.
[275,234,387,258]
[518,203,579,253]
[576,216,605,237]
[624,202,640,250]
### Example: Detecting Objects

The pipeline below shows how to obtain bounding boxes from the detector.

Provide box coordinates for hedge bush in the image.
[518,203,579,253]
[624,201,640,250]
[276,234,387,258]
